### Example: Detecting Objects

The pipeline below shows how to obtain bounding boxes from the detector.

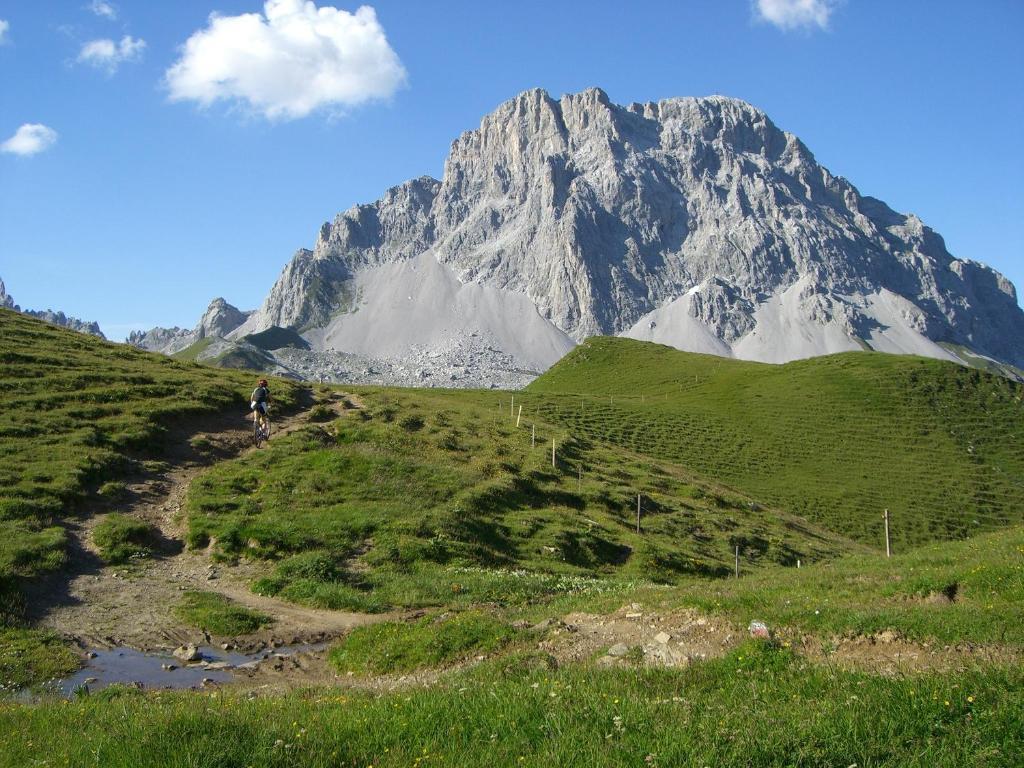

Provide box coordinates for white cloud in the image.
[89,1,117,20]
[77,35,146,72]
[755,0,837,31]
[1,124,59,156]
[165,0,406,120]
[0,19,10,44]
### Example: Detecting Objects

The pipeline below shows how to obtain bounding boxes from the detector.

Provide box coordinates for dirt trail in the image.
[31,392,387,656]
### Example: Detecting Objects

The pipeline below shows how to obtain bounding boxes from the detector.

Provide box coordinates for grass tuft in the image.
[0,628,79,691]
[329,611,519,675]
[172,591,272,636]
[92,514,159,564]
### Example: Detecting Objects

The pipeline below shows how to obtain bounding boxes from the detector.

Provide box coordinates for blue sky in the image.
[1,0,1022,339]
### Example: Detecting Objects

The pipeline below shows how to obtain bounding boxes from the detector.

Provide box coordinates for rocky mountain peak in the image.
[195,297,250,340]
[141,88,1024,385]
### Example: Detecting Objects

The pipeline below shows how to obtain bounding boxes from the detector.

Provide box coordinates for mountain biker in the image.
[251,378,271,431]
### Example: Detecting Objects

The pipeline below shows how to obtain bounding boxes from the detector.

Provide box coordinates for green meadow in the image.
[526,337,1024,549]
[2,645,1020,767]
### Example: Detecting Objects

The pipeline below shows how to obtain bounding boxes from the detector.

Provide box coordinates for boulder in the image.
[173,644,202,662]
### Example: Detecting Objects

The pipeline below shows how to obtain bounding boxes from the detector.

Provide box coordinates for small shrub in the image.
[438,430,462,451]
[276,550,346,582]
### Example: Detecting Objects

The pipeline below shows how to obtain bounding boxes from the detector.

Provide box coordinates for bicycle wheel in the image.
[254,419,264,448]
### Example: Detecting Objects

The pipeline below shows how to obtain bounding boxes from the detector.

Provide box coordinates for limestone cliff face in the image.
[250,176,440,331]
[196,298,252,340]
[211,88,1024,374]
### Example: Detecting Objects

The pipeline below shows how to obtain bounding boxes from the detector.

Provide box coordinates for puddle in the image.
[57,647,234,695]
[18,642,328,699]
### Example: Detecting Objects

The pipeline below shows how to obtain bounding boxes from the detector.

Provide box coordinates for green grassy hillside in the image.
[526,338,1024,550]
[0,309,298,621]
[186,387,857,612]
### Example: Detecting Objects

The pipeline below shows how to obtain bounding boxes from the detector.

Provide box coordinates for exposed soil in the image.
[527,603,1019,677]
[801,630,1022,675]
[537,602,739,668]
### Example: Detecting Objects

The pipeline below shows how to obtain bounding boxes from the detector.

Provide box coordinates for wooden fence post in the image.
[516,405,522,427]
[551,438,556,469]
[734,545,740,578]
[884,509,891,558]
[636,494,641,534]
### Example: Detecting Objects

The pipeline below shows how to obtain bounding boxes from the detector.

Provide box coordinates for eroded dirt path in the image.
[30,392,388,659]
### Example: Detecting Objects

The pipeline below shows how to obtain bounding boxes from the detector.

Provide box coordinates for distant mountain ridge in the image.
[0,277,106,339]
[134,88,1024,384]
[127,297,253,355]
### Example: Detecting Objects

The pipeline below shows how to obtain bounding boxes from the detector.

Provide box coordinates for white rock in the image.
[172,644,202,662]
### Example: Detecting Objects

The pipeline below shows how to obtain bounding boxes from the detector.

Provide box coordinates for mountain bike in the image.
[253,409,271,448]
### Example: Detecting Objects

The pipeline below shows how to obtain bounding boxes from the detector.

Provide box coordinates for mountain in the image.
[0,277,106,339]
[155,88,1024,384]
[129,297,254,356]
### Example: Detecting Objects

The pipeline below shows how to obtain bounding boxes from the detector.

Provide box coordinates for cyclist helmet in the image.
[258,379,268,387]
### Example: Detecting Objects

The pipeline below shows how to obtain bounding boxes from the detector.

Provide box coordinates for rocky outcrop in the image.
[22,309,105,338]
[196,297,252,340]
[0,279,16,311]
[233,176,440,335]
[127,326,195,355]
[1,277,106,339]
